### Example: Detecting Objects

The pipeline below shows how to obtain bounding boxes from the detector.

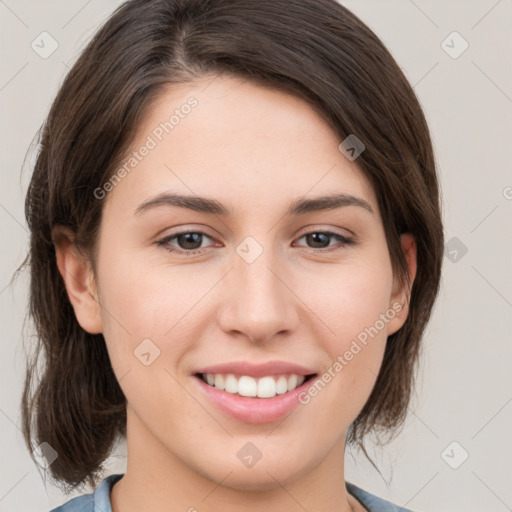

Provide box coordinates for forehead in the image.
[103,74,378,217]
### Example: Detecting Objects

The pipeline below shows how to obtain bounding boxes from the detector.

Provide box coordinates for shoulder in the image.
[346,481,416,512]
[48,474,124,512]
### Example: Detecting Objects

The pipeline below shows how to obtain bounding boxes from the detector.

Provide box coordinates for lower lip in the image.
[193,375,316,424]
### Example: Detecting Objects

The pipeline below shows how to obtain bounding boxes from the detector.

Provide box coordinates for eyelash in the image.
[156,229,355,256]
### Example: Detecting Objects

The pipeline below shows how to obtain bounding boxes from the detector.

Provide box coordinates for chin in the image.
[222,470,298,492]
[199,456,312,492]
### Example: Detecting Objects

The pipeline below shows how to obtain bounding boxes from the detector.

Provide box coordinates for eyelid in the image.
[294,224,355,240]
[156,224,218,242]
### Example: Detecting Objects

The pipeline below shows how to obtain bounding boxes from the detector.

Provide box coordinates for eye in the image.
[157,231,216,255]
[294,231,355,252]
[157,229,355,256]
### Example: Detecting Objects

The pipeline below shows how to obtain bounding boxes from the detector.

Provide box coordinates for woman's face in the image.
[74,75,413,489]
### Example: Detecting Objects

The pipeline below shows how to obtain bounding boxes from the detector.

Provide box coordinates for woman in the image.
[21,1,443,511]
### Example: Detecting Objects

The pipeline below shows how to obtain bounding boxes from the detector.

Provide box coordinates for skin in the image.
[54,74,416,512]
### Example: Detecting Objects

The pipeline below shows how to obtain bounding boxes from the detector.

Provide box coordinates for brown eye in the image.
[174,232,204,250]
[157,231,215,255]
[295,231,355,251]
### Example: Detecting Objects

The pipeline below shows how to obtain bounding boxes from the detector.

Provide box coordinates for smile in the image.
[197,372,316,398]
[192,360,318,423]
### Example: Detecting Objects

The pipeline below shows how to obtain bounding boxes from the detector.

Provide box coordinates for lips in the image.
[191,360,319,423]
[193,360,316,378]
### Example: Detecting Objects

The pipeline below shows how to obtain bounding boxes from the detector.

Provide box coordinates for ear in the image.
[387,233,417,336]
[52,225,103,334]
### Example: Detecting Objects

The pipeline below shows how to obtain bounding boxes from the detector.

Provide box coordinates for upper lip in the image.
[194,361,317,378]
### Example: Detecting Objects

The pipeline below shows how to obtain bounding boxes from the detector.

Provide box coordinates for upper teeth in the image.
[202,373,306,398]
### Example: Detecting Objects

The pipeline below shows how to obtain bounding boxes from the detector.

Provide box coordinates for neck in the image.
[111,407,358,512]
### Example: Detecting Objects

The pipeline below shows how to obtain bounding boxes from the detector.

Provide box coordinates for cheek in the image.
[94,254,200,420]
[301,255,394,345]
[297,254,394,405]
[97,244,210,335]
[94,244,220,393]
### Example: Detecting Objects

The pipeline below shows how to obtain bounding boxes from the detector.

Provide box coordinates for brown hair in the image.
[21,0,443,491]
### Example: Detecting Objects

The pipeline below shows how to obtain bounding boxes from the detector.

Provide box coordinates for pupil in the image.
[179,233,202,249]
[307,233,329,248]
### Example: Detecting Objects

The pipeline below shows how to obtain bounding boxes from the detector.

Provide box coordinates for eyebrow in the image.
[134,192,373,217]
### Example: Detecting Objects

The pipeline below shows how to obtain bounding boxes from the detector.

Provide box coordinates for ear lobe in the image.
[387,233,417,336]
[52,225,103,334]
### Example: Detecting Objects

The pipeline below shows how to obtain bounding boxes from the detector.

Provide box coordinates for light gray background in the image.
[1,1,511,511]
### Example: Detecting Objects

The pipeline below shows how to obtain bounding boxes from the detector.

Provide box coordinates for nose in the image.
[216,243,300,344]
